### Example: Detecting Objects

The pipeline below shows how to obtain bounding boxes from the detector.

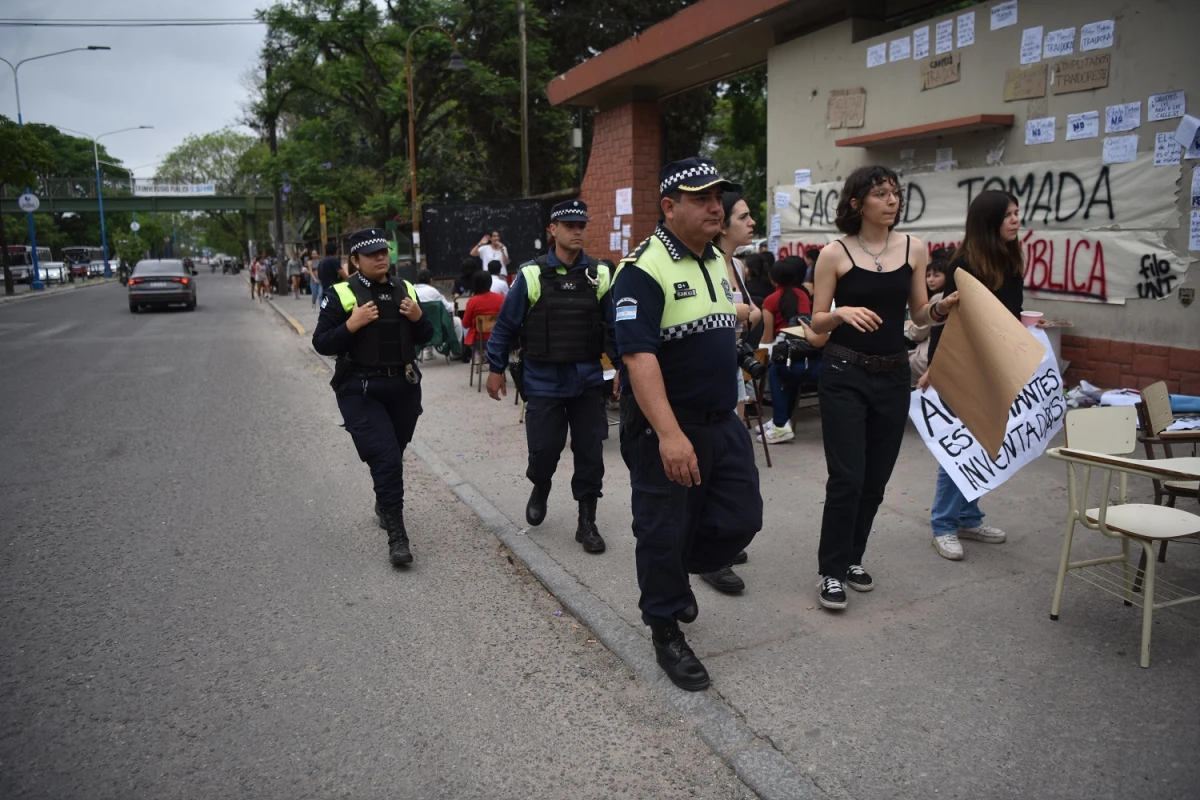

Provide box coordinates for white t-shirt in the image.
[490,274,510,296]
[413,282,454,315]
[478,244,508,271]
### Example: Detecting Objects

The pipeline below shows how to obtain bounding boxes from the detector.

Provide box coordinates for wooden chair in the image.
[741,348,772,468]
[1047,406,1200,667]
[1136,380,1200,507]
[468,314,498,392]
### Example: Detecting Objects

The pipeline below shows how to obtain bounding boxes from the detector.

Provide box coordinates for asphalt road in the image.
[0,274,756,800]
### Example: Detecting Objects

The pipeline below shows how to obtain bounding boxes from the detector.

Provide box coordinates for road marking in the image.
[33,321,80,339]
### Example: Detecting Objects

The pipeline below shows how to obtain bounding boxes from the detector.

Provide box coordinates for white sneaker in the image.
[758,421,794,444]
[932,534,964,560]
[959,524,1006,543]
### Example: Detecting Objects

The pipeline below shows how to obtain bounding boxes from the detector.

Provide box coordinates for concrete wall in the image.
[766,0,1199,351]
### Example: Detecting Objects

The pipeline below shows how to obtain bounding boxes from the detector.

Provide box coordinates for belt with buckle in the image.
[823,342,907,373]
[354,364,419,383]
[672,407,733,425]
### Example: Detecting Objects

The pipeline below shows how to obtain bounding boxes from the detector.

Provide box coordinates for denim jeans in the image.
[768,354,822,427]
[930,466,984,536]
[311,280,321,306]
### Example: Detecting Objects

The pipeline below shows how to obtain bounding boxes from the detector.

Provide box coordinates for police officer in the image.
[312,228,433,567]
[485,200,613,554]
[613,158,763,691]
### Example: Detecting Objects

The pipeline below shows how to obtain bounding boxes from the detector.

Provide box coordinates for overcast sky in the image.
[0,0,268,177]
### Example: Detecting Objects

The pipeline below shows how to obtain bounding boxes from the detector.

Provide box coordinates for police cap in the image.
[549,199,589,223]
[658,156,741,198]
[348,227,390,256]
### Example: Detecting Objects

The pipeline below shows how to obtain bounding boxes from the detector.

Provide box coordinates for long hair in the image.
[712,192,746,251]
[836,165,903,235]
[471,270,493,295]
[952,190,1023,291]
[770,256,804,323]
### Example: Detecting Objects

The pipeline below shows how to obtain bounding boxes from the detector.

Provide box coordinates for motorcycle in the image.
[117,262,130,286]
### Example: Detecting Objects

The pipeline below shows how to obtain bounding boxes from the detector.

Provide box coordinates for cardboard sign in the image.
[827,88,866,129]
[910,327,1064,502]
[1051,54,1110,95]
[920,51,961,91]
[926,269,1046,459]
[1004,64,1047,102]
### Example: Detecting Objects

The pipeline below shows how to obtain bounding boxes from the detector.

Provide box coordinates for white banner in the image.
[132,182,217,197]
[908,328,1065,502]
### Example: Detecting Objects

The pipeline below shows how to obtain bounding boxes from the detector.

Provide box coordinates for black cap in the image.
[348,227,389,256]
[658,157,741,197]
[549,199,589,223]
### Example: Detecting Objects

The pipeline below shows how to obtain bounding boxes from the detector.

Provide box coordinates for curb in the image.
[295,319,824,800]
[249,275,309,335]
[0,277,118,306]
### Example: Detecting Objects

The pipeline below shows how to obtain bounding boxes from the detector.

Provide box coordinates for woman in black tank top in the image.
[806,165,959,611]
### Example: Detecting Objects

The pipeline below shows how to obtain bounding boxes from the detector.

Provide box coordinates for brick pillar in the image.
[580,100,662,262]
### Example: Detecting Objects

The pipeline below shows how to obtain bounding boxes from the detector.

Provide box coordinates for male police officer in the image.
[312,228,433,567]
[613,158,763,691]
[485,200,613,554]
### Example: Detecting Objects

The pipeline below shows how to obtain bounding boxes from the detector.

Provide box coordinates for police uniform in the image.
[312,228,434,567]
[484,200,614,553]
[613,158,763,691]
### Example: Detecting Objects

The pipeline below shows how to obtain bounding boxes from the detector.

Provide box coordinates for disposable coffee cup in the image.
[1021,310,1044,327]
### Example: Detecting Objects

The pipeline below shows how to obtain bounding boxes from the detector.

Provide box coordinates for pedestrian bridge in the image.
[0,178,275,215]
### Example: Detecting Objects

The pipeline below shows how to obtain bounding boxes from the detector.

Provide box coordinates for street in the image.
[0,274,754,800]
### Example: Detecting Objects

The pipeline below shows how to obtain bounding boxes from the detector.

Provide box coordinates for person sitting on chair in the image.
[759,256,829,444]
[462,270,504,364]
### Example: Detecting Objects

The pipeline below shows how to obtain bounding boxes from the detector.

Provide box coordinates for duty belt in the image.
[354,364,419,383]
[672,407,733,425]
[823,342,907,373]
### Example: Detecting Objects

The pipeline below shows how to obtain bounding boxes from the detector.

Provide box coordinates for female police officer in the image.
[312,229,433,567]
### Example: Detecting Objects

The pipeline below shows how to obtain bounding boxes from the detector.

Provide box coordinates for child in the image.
[904,253,948,385]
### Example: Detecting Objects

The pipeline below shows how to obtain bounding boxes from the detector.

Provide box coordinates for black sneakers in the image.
[700,565,745,594]
[846,565,874,592]
[818,576,847,610]
[731,550,749,565]
[650,621,710,691]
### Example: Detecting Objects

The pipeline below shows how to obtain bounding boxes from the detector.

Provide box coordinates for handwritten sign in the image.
[1020,27,1043,64]
[912,26,930,59]
[889,36,911,62]
[621,224,631,238]
[1102,135,1139,165]
[1025,117,1056,145]
[1105,102,1141,133]
[990,0,1017,30]
[827,88,866,129]
[1147,91,1185,122]
[935,148,954,172]
[1066,111,1099,140]
[1052,54,1110,95]
[920,51,961,91]
[867,43,887,68]
[935,19,953,55]
[615,187,633,216]
[1043,28,1075,58]
[1191,166,1200,207]
[1191,211,1200,251]
[769,214,782,236]
[774,191,791,210]
[794,169,811,188]
[612,216,621,231]
[1004,64,1046,102]
[911,328,1063,502]
[608,232,621,252]
[1080,20,1114,51]
[1154,132,1182,167]
[956,11,975,48]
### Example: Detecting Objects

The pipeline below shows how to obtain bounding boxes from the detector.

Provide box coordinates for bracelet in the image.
[929,301,947,323]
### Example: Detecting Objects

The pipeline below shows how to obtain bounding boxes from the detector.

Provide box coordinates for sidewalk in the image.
[407,357,1199,800]
[0,277,118,305]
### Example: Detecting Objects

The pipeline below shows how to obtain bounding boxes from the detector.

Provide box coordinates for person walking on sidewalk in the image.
[311,228,434,568]
[807,165,957,611]
[613,157,763,691]
[485,200,613,555]
[919,191,1021,560]
[287,253,303,298]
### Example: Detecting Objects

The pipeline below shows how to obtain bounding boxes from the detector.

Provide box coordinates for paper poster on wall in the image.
[920,51,961,91]
[774,191,791,210]
[795,169,811,188]
[1191,166,1200,206]
[612,215,621,231]
[1025,117,1056,145]
[1153,132,1182,167]
[770,214,782,236]
[1065,111,1099,140]
[1104,102,1141,133]
[935,19,953,55]
[990,0,1017,30]
[615,188,633,216]
[913,26,930,59]
[912,326,1062,502]
[621,224,631,238]
[889,36,911,62]
[1020,27,1043,65]
[935,148,954,172]
[867,43,887,68]
[767,236,779,255]
[622,237,629,253]
[1175,115,1200,149]
[1080,20,1114,52]
[1147,91,1185,122]
[1102,135,1138,165]
[956,11,975,48]
[1043,28,1075,58]
[826,88,867,129]
[1051,54,1110,95]
[1191,211,1200,251]
[1188,140,1200,160]
[1004,64,1046,102]
[608,232,621,252]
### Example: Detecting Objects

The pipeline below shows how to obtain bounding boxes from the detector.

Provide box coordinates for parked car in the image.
[128,259,197,312]
[40,261,69,284]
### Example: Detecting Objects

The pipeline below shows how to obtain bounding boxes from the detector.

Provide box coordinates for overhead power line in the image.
[0,18,267,28]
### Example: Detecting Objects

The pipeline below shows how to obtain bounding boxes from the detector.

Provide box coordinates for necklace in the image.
[857,232,890,271]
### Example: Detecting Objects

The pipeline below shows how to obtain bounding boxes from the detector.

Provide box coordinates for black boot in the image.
[375,503,386,530]
[677,595,698,624]
[574,497,606,553]
[700,565,745,594]
[381,507,413,566]
[650,621,710,691]
[525,484,550,527]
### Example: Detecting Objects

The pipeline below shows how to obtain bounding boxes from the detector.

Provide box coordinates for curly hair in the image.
[835,165,903,235]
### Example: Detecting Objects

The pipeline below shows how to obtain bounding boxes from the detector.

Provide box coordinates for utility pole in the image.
[518,0,530,197]
[0,187,11,296]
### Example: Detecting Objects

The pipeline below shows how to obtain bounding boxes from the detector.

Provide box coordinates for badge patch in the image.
[616,306,637,321]
[378,293,392,301]
[320,295,329,309]
[721,278,734,303]
[617,297,638,306]
[673,281,696,300]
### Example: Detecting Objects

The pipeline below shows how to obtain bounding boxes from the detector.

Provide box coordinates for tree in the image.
[704,71,767,231]
[0,117,55,294]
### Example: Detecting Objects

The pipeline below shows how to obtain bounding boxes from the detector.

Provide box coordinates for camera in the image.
[736,340,767,381]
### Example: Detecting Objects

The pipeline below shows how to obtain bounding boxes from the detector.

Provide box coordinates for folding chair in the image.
[469,314,498,392]
[1047,406,1200,667]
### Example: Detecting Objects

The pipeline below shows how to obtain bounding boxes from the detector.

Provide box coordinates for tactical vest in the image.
[332,276,417,368]
[519,257,611,363]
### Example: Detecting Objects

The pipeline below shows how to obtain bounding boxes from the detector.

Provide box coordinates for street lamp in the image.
[0,46,110,290]
[406,26,466,266]
[55,125,153,277]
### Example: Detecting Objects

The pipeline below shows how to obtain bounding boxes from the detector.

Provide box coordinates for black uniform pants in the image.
[816,357,910,580]
[620,401,762,626]
[524,387,606,500]
[336,374,423,512]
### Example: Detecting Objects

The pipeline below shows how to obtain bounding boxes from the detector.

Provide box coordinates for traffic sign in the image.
[130,221,141,232]
[17,193,39,212]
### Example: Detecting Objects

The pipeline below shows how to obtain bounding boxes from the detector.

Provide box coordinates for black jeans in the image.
[817,355,910,579]
[524,387,606,500]
[336,375,423,512]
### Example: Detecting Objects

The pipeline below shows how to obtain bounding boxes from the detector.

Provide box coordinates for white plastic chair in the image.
[1047,406,1200,668]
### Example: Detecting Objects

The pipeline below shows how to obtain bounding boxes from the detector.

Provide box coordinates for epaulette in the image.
[617,236,653,269]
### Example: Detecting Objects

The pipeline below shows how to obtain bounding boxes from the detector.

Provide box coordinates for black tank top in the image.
[828,236,913,355]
